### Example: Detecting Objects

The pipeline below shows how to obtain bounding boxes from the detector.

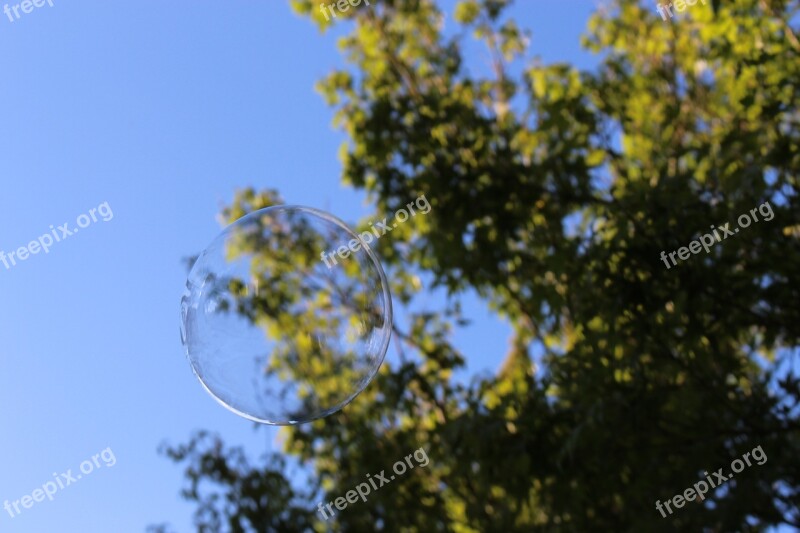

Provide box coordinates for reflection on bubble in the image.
[180,205,392,425]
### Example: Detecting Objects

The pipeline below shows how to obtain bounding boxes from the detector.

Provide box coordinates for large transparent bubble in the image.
[180,205,392,425]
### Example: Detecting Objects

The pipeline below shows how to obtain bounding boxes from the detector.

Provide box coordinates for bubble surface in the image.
[180,205,392,425]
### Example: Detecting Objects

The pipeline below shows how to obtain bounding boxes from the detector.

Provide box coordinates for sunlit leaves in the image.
[159,1,800,531]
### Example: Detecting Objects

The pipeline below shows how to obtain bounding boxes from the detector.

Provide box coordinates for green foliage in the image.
[157,1,800,531]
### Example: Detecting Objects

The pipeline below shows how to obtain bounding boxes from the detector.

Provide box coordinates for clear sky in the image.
[3,1,763,532]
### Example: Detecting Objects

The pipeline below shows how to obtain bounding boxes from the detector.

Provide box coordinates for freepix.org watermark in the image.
[3,0,54,23]
[3,447,116,519]
[320,194,432,269]
[660,201,774,269]
[316,447,430,521]
[656,0,707,21]
[319,0,372,22]
[0,201,113,272]
[655,444,767,518]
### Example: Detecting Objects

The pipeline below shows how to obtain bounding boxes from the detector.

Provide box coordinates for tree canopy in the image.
[154,0,800,531]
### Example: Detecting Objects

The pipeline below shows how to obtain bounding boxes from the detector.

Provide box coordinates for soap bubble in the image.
[180,205,392,425]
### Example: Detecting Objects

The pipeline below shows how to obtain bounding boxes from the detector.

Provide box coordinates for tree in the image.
[153,0,800,530]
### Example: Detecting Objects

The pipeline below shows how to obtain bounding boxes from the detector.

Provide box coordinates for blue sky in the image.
[4,1,777,532]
